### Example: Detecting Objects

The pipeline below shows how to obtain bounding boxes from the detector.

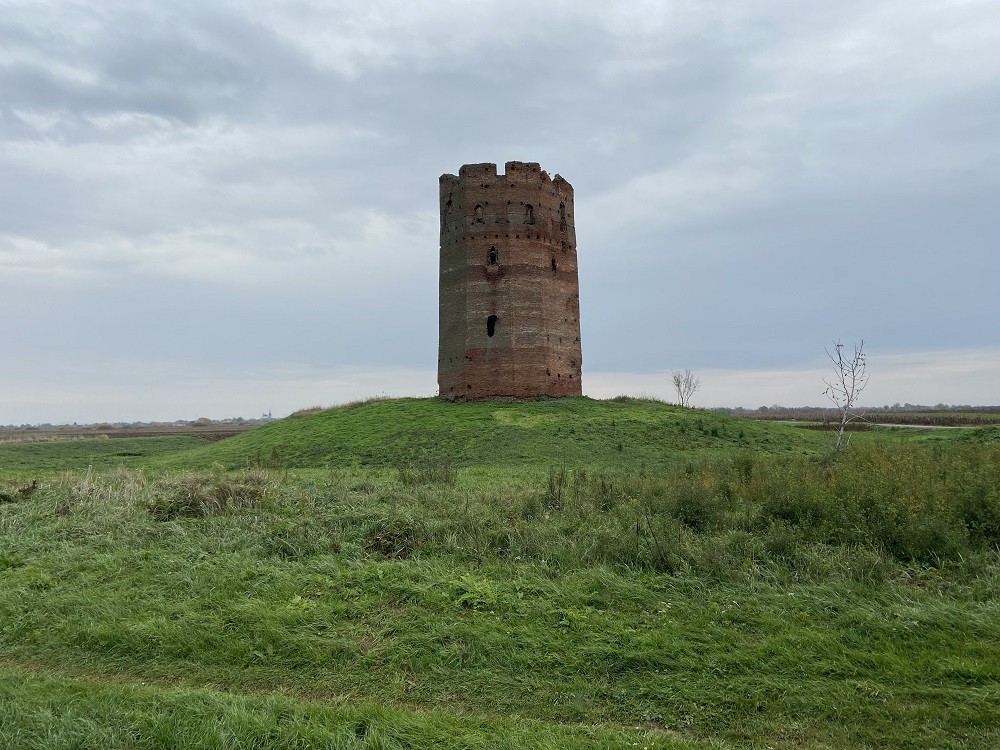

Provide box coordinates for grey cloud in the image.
[0,103,40,140]
[0,7,327,138]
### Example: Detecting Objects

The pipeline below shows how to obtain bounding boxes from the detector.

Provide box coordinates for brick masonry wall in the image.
[438,161,583,400]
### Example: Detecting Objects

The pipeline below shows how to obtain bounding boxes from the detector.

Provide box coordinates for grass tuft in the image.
[148,468,276,520]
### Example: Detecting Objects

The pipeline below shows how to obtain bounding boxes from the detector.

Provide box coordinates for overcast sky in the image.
[2,0,998,423]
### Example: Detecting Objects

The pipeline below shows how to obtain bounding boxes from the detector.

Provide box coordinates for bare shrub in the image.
[671,370,701,408]
[823,339,870,451]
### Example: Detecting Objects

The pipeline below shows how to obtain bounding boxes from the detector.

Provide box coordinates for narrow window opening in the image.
[525,204,535,225]
[551,258,557,271]
[487,315,498,337]
[559,202,567,231]
[488,246,498,264]
[474,204,484,223]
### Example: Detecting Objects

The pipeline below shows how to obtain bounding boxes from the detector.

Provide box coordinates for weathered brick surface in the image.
[438,161,583,400]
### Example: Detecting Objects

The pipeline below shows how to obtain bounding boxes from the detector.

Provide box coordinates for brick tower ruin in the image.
[438,161,582,400]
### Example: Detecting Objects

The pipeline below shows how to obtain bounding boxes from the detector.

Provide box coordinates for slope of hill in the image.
[157,397,832,471]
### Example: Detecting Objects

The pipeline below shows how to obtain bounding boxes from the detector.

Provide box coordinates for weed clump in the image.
[149,469,274,520]
[260,515,339,560]
[395,459,456,486]
[0,479,39,503]
[290,405,326,417]
[365,515,421,559]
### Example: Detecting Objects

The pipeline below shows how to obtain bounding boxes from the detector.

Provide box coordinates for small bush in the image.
[673,479,722,532]
[957,487,1000,547]
[891,515,967,565]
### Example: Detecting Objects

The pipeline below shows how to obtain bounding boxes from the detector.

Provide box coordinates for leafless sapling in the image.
[671,369,701,408]
[822,339,869,451]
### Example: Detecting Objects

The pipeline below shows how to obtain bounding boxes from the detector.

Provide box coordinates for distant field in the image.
[0,423,254,445]
[728,406,1000,427]
[1,398,997,749]
[0,435,210,475]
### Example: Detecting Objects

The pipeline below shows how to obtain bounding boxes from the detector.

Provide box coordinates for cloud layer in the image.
[2,0,998,420]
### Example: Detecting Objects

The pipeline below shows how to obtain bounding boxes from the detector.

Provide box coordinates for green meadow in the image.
[1,397,998,749]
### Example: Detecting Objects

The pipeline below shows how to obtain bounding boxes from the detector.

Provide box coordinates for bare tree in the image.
[671,369,701,408]
[823,339,869,451]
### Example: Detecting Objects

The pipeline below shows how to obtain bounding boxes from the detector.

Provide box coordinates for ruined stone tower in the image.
[438,161,582,400]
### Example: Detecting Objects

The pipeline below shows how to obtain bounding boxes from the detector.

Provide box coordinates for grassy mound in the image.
[158,397,831,471]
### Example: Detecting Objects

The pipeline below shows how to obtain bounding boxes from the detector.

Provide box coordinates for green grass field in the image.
[1,397,998,748]
[0,435,209,476]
